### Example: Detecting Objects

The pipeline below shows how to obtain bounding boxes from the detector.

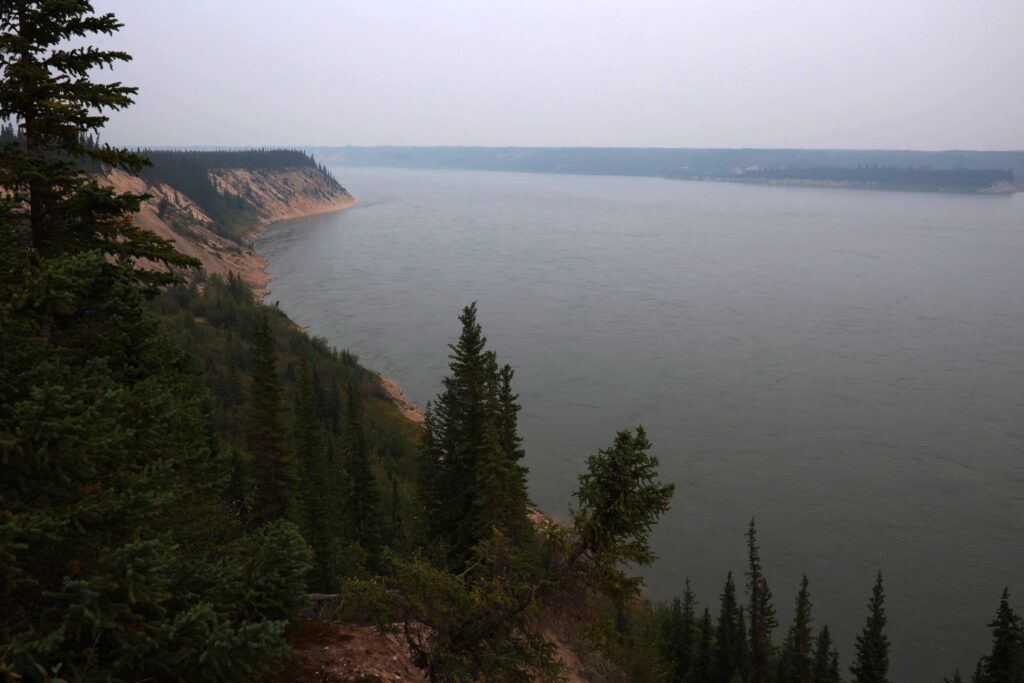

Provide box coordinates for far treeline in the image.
[688,164,1015,192]
[308,145,1024,192]
[2,3,1023,682]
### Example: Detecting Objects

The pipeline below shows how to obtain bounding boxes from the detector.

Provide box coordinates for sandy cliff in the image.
[102,166,356,300]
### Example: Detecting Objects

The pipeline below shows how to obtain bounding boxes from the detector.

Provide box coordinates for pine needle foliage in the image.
[420,303,531,569]
[0,4,312,678]
[850,572,892,683]
[976,588,1024,683]
[746,518,779,683]
[571,426,675,605]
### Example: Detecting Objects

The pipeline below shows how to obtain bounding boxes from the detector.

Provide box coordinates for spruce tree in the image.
[813,625,842,683]
[343,383,384,557]
[714,571,744,683]
[571,426,675,604]
[738,605,753,682]
[746,518,778,683]
[421,303,530,567]
[850,572,892,683]
[663,583,698,680]
[247,312,297,527]
[978,588,1024,683]
[777,574,815,683]
[693,607,714,683]
[294,355,335,589]
[0,1,195,282]
[0,4,310,678]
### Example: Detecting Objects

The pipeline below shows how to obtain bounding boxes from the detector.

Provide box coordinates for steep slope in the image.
[101,161,355,300]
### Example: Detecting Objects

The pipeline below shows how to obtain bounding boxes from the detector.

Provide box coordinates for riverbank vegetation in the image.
[2,3,1022,681]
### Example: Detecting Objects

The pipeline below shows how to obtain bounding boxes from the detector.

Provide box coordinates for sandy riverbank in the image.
[248,194,358,301]
[376,373,426,425]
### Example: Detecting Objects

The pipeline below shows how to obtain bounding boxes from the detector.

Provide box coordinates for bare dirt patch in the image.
[271,617,427,683]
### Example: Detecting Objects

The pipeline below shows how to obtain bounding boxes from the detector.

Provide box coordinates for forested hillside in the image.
[2,4,1022,682]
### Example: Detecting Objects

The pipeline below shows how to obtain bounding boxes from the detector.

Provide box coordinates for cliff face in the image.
[102,166,356,300]
[208,167,356,223]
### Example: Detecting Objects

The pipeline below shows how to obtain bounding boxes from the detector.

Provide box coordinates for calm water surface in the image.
[257,167,1024,681]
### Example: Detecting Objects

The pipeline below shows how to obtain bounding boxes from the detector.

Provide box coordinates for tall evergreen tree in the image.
[692,607,714,683]
[421,303,530,567]
[813,625,841,683]
[0,1,194,281]
[977,588,1024,683]
[663,582,698,680]
[738,605,753,682]
[343,383,384,557]
[850,572,892,683]
[0,4,309,678]
[493,363,528,481]
[746,518,778,683]
[247,312,297,527]
[777,574,815,683]
[293,355,338,589]
[571,426,675,604]
[714,571,745,683]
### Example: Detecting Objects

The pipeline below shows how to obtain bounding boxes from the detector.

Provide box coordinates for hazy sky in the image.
[92,0,1023,150]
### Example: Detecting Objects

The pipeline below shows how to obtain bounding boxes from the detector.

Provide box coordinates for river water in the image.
[256,167,1024,681]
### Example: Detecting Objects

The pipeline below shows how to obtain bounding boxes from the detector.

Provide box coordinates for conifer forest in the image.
[1,2,1022,681]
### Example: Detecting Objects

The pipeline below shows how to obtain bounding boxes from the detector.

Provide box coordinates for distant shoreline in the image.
[307,145,1024,194]
[668,174,1019,195]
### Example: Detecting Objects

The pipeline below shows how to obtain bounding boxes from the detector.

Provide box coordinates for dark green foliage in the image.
[737,605,753,682]
[248,312,298,527]
[343,384,384,559]
[850,572,892,683]
[0,119,17,141]
[150,276,424,580]
[600,602,669,682]
[353,307,678,679]
[571,426,675,605]
[0,1,196,282]
[714,571,745,683]
[693,607,714,683]
[421,303,531,568]
[813,625,841,683]
[976,589,1024,683]
[0,5,319,678]
[661,584,698,680]
[0,115,292,683]
[746,518,778,683]
[347,536,561,683]
[292,355,343,590]
[776,574,814,683]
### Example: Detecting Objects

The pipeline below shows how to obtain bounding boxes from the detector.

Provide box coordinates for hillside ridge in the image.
[101,161,356,299]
